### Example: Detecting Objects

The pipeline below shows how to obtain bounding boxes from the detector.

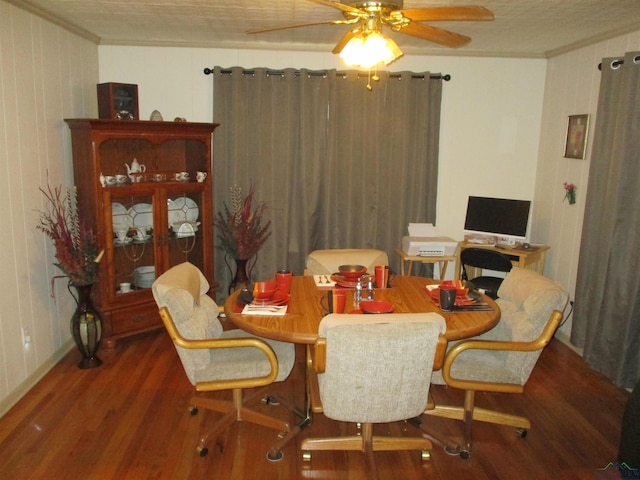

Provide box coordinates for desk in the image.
[454,241,550,280]
[395,248,457,279]
[224,275,500,457]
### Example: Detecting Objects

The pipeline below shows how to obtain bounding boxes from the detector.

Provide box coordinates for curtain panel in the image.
[212,67,442,300]
[571,52,640,388]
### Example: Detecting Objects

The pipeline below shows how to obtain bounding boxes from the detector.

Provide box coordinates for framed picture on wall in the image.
[564,114,590,159]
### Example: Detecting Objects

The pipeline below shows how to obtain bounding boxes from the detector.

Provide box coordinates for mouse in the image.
[523,243,530,249]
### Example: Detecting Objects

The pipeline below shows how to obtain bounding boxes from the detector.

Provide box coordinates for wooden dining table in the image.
[224,275,500,371]
[223,274,501,459]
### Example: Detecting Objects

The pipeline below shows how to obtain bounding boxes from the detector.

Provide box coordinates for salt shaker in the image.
[366,276,374,300]
[354,277,363,306]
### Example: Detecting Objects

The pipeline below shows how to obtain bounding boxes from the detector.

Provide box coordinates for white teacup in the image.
[179,171,190,181]
[115,229,128,242]
[120,282,131,293]
[133,227,146,242]
[104,175,117,186]
[196,171,207,182]
[115,174,127,184]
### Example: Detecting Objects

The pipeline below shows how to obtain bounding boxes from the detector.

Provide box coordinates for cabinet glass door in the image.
[108,191,157,298]
[166,189,206,273]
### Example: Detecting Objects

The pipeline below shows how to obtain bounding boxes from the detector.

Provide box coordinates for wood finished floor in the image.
[0,325,629,479]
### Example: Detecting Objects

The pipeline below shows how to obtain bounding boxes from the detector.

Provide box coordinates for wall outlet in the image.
[22,327,31,347]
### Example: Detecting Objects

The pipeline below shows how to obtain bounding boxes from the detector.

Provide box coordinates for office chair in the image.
[427,267,569,458]
[301,313,446,472]
[152,262,296,460]
[460,247,514,298]
[305,248,388,275]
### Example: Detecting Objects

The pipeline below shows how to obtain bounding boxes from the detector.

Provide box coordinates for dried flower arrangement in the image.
[37,184,103,286]
[214,185,272,260]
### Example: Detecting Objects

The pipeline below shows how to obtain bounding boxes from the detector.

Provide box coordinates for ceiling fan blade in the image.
[307,0,363,16]
[332,29,358,54]
[246,19,347,34]
[396,6,494,22]
[397,22,471,48]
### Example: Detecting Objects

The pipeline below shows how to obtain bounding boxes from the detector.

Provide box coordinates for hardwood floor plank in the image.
[0,331,629,479]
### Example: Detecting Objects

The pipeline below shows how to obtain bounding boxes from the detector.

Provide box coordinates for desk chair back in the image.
[460,248,513,298]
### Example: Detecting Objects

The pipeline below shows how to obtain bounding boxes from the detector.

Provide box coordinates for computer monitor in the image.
[463,196,532,245]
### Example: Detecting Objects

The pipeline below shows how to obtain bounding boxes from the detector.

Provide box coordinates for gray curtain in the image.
[211,67,442,301]
[571,52,640,389]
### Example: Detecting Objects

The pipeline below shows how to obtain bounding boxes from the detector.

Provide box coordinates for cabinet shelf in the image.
[65,119,219,348]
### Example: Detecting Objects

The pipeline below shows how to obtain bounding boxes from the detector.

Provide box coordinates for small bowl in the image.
[442,280,469,297]
[253,281,278,300]
[338,264,367,280]
[359,300,395,314]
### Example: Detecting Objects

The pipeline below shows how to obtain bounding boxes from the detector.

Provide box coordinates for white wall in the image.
[98,46,547,260]
[534,32,640,340]
[0,2,98,415]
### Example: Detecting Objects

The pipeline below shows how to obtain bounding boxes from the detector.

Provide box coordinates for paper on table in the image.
[314,275,336,287]
[241,304,287,316]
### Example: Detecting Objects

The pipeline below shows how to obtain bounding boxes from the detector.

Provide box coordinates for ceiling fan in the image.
[247,0,494,57]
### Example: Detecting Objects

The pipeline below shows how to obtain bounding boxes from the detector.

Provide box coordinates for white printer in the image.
[401,223,458,257]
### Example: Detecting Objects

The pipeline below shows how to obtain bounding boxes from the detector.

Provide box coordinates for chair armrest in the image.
[159,307,279,390]
[442,310,563,393]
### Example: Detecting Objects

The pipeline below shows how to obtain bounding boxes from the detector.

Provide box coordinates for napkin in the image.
[241,304,287,316]
[314,275,336,287]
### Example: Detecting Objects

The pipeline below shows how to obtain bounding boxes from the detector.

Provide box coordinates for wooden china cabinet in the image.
[65,119,219,349]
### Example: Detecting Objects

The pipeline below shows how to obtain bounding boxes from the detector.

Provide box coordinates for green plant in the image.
[214,185,271,260]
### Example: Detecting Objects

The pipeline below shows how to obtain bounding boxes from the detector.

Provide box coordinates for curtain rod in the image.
[598,55,640,71]
[203,67,450,81]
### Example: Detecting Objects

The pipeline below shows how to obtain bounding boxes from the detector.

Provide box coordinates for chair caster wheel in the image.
[266,450,284,462]
[262,395,280,406]
[421,450,431,461]
[302,451,311,462]
[516,428,528,438]
[197,446,208,457]
[459,449,470,459]
[189,406,198,416]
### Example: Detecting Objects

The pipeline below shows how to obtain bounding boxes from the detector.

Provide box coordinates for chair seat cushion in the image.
[192,330,295,385]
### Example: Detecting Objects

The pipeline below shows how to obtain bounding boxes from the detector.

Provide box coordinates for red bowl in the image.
[359,300,395,314]
[338,264,367,280]
[253,281,278,300]
[442,280,469,297]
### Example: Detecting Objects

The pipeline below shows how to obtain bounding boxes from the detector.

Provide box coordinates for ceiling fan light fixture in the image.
[339,30,403,68]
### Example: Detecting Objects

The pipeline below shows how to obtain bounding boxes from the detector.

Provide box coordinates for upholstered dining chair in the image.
[301,312,446,471]
[427,267,569,458]
[151,262,296,461]
[460,247,514,298]
[305,248,389,276]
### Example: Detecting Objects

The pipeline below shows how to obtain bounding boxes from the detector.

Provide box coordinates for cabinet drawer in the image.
[110,304,161,335]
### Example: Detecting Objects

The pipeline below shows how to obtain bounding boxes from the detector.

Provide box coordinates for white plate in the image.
[167,199,182,225]
[112,202,132,230]
[114,237,133,245]
[171,197,199,223]
[128,203,153,229]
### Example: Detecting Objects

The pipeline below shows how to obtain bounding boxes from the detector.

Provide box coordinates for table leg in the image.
[267,344,313,460]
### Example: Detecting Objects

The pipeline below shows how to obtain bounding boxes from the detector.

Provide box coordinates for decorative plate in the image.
[112,202,132,230]
[171,196,199,223]
[128,203,153,229]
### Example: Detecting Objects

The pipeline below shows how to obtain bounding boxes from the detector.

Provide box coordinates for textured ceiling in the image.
[11,0,640,58]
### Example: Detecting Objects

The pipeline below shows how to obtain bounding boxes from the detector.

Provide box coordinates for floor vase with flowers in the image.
[69,283,103,369]
[228,257,254,294]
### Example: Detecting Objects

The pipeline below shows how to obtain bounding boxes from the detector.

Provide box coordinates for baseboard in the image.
[0,339,75,418]
[554,330,584,356]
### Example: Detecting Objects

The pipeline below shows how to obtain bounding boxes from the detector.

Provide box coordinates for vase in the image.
[567,190,576,205]
[69,283,103,369]
[228,257,253,294]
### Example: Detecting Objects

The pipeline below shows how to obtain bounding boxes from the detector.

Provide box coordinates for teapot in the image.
[125,158,146,181]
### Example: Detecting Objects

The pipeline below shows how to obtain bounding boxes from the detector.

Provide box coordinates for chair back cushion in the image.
[461,248,513,279]
[152,263,223,384]
[306,249,388,276]
[318,313,445,423]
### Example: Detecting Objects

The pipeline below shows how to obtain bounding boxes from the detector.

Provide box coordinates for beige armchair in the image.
[301,312,446,472]
[305,248,388,275]
[427,267,569,458]
[151,262,296,461]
